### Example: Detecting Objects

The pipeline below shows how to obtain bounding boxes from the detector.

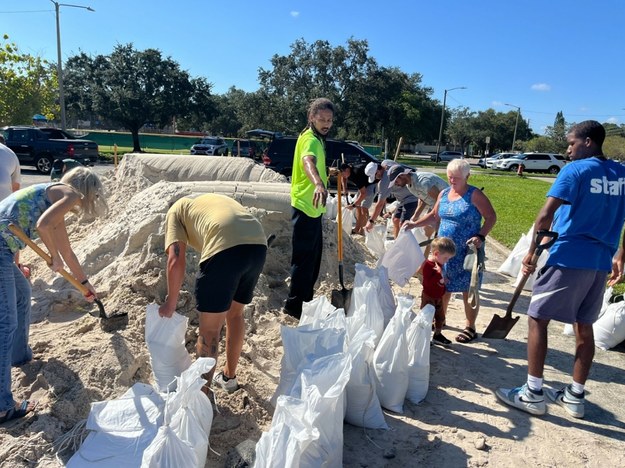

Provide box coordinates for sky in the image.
[2,0,625,135]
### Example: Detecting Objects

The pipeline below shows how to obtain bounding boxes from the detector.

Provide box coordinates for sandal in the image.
[455,327,478,343]
[0,400,38,425]
[432,332,452,345]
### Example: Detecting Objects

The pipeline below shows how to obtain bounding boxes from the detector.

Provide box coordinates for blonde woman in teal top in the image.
[0,166,107,425]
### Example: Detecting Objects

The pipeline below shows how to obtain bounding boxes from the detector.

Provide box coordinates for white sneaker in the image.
[495,383,546,415]
[546,385,585,419]
[213,371,239,394]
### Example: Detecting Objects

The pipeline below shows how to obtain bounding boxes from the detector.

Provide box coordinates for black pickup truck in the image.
[1,126,99,174]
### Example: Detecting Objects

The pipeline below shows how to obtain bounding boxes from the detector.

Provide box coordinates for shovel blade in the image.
[331,288,352,312]
[482,313,520,339]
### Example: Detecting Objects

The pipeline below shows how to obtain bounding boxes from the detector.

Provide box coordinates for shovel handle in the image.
[8,223,91,296]
[505,230,559,318]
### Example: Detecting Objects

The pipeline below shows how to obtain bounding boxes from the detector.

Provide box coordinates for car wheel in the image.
[35,155,53,174]
[548,166,560,174]
[224,149,229,156]
[508,164,518,172]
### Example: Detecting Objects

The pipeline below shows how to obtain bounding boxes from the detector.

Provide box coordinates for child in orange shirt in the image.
[420,237,456,345]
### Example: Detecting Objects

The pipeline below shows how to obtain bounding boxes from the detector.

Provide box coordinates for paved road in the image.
[18,163,115,188]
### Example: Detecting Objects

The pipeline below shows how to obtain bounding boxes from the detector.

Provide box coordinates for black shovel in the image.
[8,223,128,331]
[331,178,352,311]
[482,229,558,339]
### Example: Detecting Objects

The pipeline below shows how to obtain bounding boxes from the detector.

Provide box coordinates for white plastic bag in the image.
[141,425,197,468]
[380,230,425,286]
[271,326,346,405]
[338,206,354,236]
[594,300,625,350]
[498,233,529,277]
[299,295,338,327]
[255,396,320,468]
[348,280,385,346]
[145,303,192,392]
[373,295,414,413]
[406,305,436,404]
[324,194,338,220]
[344,320,387,429]
[364,224,387,258]
[350,264,395,326]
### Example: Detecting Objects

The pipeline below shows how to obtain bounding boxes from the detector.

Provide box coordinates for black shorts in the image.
[195,244,267,313]
[393,201,418,222]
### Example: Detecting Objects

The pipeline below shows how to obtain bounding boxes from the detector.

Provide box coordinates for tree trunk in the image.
[131,126,142,152]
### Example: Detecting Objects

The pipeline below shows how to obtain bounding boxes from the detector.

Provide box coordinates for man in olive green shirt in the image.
[285,98,335,318]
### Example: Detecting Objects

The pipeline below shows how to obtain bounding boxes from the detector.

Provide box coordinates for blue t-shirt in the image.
[546,157,625,271]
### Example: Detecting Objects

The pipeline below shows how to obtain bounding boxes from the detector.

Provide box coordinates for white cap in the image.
[364,162,379,183]
[388,165,412,187]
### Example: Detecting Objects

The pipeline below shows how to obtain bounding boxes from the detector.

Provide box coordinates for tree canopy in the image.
[64,44,215,151]
[0,35,58,126]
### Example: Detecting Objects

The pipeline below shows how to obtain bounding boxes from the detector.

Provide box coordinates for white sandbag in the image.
[255,396,320,468]
[386,200,400,214]
[406,305,436,404]
[562,323,575,336]
[348,280,385,346]
[594,300,625,350]
[338,206,354,236]
[364,224,387,258]
[350,264,395,326]
[379,230,425,286]
[373,295,414,413]
[170,402,208,468]
[164,357,215,423]
[299,295,338,327]
[296,353,352,468]
[344,320,387,429]
[271,326,346,405]
[411,227,429,251]
[324,194,338,220]
[141,425,197,468]
[498,233,529,278]
[145,303,192,392]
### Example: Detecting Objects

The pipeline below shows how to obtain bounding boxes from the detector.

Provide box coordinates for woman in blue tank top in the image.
[405,159,497,344]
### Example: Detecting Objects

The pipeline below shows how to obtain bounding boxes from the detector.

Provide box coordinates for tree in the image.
[0,35,58,126]
[544,111,568,152]
[446,107,475,155]
[64,44,214,151]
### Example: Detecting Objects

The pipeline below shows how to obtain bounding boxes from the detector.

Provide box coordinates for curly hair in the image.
[307,98,335,121]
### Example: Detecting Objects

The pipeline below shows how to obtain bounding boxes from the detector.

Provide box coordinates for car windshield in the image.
[201,138,222,145]
[511,154,526,160]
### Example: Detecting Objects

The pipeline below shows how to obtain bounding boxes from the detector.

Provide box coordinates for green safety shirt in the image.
[290,128,327,218]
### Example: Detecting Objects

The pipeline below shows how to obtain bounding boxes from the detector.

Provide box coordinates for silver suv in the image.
[190,137,229,155]
[493,152,567,174]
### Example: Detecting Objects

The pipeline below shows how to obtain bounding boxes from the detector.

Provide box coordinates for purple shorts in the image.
[527,266,607,324]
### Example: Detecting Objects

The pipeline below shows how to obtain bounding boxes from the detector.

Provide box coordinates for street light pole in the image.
[51,1,94,130]
[435,86,467,162]
[504,103,521,152]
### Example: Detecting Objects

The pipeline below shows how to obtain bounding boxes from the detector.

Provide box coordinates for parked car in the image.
[246,129,381,184]
[477,152,516,168]
[1,126,98,174]
[492,152,567,174]
[190,136,229,156]
[231,139,258,160]
[430,150,463,162]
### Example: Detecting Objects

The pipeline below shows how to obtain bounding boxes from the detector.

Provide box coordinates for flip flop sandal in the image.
[455,327,477,343]
[0,400,37,424]
[433,333,452,345]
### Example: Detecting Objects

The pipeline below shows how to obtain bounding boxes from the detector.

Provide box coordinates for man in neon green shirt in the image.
[285,98,334,318]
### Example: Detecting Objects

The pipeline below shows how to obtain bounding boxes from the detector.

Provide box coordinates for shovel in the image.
[8,223,128,328]
[331,178,353,311]
[482,229,558,339]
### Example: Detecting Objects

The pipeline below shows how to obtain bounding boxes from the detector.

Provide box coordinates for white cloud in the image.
[607,117,619,124]
[531,83,551,92]
[290,11,300,18]
[492,100,503,107]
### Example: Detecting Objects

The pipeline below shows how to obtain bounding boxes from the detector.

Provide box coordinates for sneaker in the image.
[546,385,585,419]
[213,371,239,394]
[495,383,546,416]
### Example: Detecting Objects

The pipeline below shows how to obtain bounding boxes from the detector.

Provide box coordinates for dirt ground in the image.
[0,157,624,467]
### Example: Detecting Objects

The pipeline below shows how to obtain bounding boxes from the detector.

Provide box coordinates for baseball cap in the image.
[364,162,380,183]
[388,165,412,187]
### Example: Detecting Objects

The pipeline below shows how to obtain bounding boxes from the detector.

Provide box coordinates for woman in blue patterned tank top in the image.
[0,167,107,424]
[404,159,497,344]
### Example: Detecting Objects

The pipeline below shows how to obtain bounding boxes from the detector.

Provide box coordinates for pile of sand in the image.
[1,155,624,467]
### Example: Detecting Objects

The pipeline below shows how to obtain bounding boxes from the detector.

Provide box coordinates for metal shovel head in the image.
[331,287,352,312]
[482,313,520,339]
